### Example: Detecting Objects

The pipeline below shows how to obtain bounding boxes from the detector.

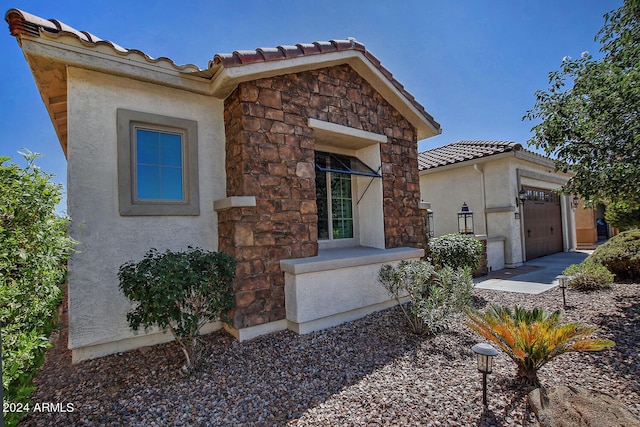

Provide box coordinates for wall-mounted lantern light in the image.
[516,189,528,207]
[458,202,474,235]
[557,274,568,308]
[572,195,580,209]
[471,342,498,406]
[426,209,434,238]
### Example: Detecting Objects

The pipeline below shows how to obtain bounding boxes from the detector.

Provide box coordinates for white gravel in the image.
[18,283,640,426]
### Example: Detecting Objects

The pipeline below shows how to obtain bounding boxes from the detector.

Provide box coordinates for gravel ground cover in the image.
[18,283,640,426]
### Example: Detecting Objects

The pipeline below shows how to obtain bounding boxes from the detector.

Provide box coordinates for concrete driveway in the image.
[474,250,593,294]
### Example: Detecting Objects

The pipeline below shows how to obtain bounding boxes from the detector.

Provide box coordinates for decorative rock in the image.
[528,385,640,427]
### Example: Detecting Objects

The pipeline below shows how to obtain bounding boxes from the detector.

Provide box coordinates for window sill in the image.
[280,246,424,275]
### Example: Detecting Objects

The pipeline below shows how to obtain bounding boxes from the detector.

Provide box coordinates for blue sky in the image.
[1,1,621,211]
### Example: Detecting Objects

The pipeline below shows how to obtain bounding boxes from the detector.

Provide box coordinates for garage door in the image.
[522,187,563,260]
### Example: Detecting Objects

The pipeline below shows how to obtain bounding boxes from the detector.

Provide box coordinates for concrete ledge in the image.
[71,321,223,363]
[72,330,175,363]
[213,196,256,211]
[224,319,288,342]
[288,296,409,334]
[280,246,424,275]
[283,246,422,330]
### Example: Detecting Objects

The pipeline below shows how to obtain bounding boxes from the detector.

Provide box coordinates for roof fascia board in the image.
[514,149,558,169]
[518,168,569,186]
[418,151,515,175]
[19,34,212,95]
[208,50,439,140]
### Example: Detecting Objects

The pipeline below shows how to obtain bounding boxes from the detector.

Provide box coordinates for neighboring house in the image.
[6,9,441,362]
[418,140,578,272]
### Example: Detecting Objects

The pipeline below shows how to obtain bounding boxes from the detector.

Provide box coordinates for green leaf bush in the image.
[562,262,614,291]
[428,233,483,271]
[378,260,474,336]
[118,247,236,370]
[1,152,75,426]
[586,229,640,281]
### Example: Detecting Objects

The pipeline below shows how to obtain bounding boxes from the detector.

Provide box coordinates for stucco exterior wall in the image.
[419,164,486,237]
[66,67,226,361]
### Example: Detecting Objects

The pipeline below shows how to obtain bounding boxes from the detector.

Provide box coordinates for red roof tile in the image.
[418,140,522,170]
[6,9,441,135]
[5,8,197,70]
[213,38,440,134]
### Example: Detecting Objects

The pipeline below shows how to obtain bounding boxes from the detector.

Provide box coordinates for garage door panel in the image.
[523,187,562,260]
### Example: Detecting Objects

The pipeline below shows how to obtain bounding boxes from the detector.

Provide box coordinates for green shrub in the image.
[562,262,614,291]
[118,247,236,370]
[0,152,75,426]
[605,202,640,231]
[586,229,640,281]
[378,260,474,336]
[428,233,483,271]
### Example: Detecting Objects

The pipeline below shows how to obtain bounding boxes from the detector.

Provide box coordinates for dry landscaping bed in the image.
[19,283,640,426]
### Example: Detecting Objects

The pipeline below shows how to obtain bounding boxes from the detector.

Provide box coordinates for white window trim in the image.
[316,167,359,250]
[117,109,200,216]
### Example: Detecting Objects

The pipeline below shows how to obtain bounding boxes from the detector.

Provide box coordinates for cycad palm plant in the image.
[466,305,615,385]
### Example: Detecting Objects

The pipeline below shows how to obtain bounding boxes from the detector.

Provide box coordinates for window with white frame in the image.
[117,109,199,216]
[314,151,380,242]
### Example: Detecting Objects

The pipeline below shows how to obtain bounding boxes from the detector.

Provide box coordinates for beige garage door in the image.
[522,187,563,260]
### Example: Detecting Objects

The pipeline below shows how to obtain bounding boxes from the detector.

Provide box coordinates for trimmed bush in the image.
[1,152,75,427]
[118,247,236,370]
[428,233,483,271]
[586,229,640,281]
[562,262,614,291]
[378,260,474,336]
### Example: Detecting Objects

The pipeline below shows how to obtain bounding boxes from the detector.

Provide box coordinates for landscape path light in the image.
[557,274,569,308]
[472,342,498,407]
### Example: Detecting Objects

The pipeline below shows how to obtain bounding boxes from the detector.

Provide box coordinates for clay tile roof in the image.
[6,9,440,135]
[212,38,440,134]
[5,8,199,71]
[418,140,522,171]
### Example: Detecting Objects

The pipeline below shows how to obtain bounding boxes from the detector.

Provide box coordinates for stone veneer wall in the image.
[220,64,426,329]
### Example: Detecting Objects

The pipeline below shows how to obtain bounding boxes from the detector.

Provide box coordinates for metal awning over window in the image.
[315,151,381,178]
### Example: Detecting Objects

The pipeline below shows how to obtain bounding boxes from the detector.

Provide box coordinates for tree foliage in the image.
[525,0,640,206]
[604,201,640,230]
[118,247,236,370]
[1,151,75,426]
[466,305,614,386]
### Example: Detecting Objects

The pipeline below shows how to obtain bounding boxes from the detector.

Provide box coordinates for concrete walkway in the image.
[474,250,593,294]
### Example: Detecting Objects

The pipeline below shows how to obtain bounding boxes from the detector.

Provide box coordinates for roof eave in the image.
[20,32,211,92]
[206,50,441,140]
[418,150,516,175]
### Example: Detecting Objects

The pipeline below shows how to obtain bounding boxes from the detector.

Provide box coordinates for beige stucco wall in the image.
[66,67,226,361]
[420,153,574,271]
[419,164,487,237]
